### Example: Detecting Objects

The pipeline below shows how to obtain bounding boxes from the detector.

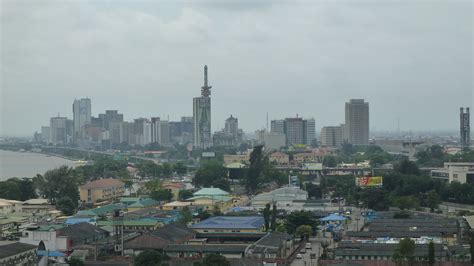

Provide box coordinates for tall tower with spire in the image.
[193,65,213,148]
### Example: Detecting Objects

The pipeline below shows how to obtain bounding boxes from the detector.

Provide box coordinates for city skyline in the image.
[1,1,472,136]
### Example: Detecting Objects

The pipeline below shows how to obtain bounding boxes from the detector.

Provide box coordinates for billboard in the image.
[303,163,323,171]
[356,176,383,187]
[202,152,216,158]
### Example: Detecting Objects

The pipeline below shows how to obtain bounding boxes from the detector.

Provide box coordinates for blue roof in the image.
[129,198,160,208]
[321,214,347,222]
[65,217,96,225]
[191,216,264,230]
[38,250,66,257]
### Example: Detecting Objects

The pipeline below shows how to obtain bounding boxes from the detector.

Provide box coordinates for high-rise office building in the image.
[320,126,343,147]
[50,116,68,145]
[285,117,305,146]
[304,118,316,146]
[460,107,470,149]
[41,126,50,143]
[224,115,239,138]
[345,99,369,145]
[98,110,124,130]
[271,120,285,135]
[73,98,91,141]
[270,117,316,147]
[193,65,212,148]
[151,117,170,145]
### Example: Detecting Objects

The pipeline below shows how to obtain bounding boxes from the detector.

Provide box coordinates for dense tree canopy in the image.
[194,160,228,189]
[134,250,168,266]
[34,166,80,206]
[0,178,36,201]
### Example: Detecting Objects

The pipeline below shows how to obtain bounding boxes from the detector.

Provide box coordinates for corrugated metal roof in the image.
[191,216,264,229]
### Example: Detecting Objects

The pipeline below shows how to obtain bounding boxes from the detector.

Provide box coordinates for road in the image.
[290,238,322,266]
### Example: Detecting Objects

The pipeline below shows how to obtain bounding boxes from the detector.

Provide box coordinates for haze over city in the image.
[1,0,472,136]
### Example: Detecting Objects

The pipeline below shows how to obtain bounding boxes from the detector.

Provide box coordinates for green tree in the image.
[134,250,167,266]
[246,145,265,194]
[201,254,230,266]
[393,238,416,265]
[395,159,420,175]
[178,190,194,200]
[34,166,80,206]
[56,196,76,216]
[286,211,319,234]
[263,204,271,231]
[150,189,173,201]
[392,196,420,210]
[428,241,435,265]
[295,225,313,240]
[270,204,277,232]
[426,190,441,212]
[0,179,21,200]
[69,257,85,266]
[470,232,474,264]
[173,162,187,175]
[322,156,337,167]
[305,183,322,199]
[179,206,193,224]
[194,160,227,188]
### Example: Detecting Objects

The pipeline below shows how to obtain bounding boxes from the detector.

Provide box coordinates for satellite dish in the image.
[186,143,193,152]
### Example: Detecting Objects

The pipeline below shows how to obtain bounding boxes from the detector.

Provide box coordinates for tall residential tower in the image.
[73,98,91,142]
[460,107,470,149]
[193,65,212,148]
[344,99,369,145]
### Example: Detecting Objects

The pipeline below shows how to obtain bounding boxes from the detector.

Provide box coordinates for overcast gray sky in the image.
[1,0,472,136]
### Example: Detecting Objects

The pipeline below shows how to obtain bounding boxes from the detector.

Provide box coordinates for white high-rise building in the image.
[151,117,170,145]
[193,65,212,148]
[345,99,369,145]
[73,98,91,141]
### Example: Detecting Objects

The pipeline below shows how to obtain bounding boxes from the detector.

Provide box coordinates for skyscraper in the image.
[460,107,470,149]
[270,117,315,147]
[224,115,238,138]
[193,65,212,148]
[73,98,91,142]
[50,116,67,145]
[345,99,369,145]
[321,126,343,147]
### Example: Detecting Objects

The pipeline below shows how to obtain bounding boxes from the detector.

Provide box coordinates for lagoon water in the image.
[0,150,76,181]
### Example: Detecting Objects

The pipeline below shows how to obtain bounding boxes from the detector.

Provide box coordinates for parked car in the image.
[296,254,303,259]
[300,248,306,254]
[306,242,312,249]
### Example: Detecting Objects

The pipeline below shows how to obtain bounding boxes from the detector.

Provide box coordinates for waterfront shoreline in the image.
[0,150,78,181]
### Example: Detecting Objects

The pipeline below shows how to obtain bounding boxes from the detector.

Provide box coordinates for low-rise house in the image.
[165,244,248,259]
[293,151,324,164]
[245,232,294,259]
[191,216,265,242]
[127,199,160,212]
[79,178,125,206]
[162,201,193,210]
[0,242,37,265]
[334,243,448,261]
[76,203,126,218]
[98,218,162,232]
[0,199,23,214]
[161,182,186,200]
[20,223,108,252]
[187,187,234,212]
[251,187,308,209]
[124,223,195,254]
[22,199,54,215]
[224,154,250,166]
[0,215,30,238]
[269,152,290,166]
[431,162,474,184]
